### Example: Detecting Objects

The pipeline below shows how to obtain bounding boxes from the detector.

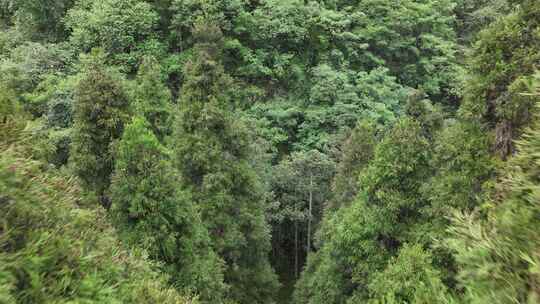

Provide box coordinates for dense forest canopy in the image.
[0,0,539,303]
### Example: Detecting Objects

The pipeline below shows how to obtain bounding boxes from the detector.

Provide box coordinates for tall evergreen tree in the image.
[132,56,173,142]
[111,116,227,302]
[172,23,279,303]
[70,49,130,206]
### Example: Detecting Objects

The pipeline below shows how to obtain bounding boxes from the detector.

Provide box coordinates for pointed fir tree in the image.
[110,116,227,302]
[172,22,279,304]
[70,49,130,205]
[133,56,173,142]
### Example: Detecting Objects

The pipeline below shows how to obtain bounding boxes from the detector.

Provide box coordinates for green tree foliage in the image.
[247,67,407,155]
[294,118,433,303]
[269,149,335,282]
[0,88,26,148]
[447,75,540,304]
[453,0,509,43]
[234,0,459,100]
[329,119,378,211]
[0,42,73,116]
[1,0,75,41]
[298,101,492,304]
[172,23,279,304]
[21,74,78,168]
[347,0,459,99]
[65,0,162,71]
[416,120,496,288]
[132,56,173,141]
[2,0,538,302]
[70,50,130,204]
[0,74,19,117]
[270,150,336,237]
[246,99,304,160]
[357,118,431,245]
[403,92,446,139]
[0,1,13,27]
[298,66,407,150]
[111,117,227,302]
[170,0,246,51]
[0,127,195,303]
[460,0,540,157]
[423,121,495,222]
[29,76,76,130]
[367,244,451,304]
[238,0,455,156]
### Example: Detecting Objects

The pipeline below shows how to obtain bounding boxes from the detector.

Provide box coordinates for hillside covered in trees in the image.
[0,0,539,303]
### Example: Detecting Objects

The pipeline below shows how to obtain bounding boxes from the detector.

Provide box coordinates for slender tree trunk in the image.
[307,173,313,252]
[294,218,298,279]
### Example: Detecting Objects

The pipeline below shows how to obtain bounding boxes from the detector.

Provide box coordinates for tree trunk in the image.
[307,173,313,252]
[294,219,298,279]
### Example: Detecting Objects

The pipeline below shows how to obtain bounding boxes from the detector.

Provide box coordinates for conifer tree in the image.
[70,49,130,206]
[111,116,227,302]
[133,56,173,142]
[172,22,279,304]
